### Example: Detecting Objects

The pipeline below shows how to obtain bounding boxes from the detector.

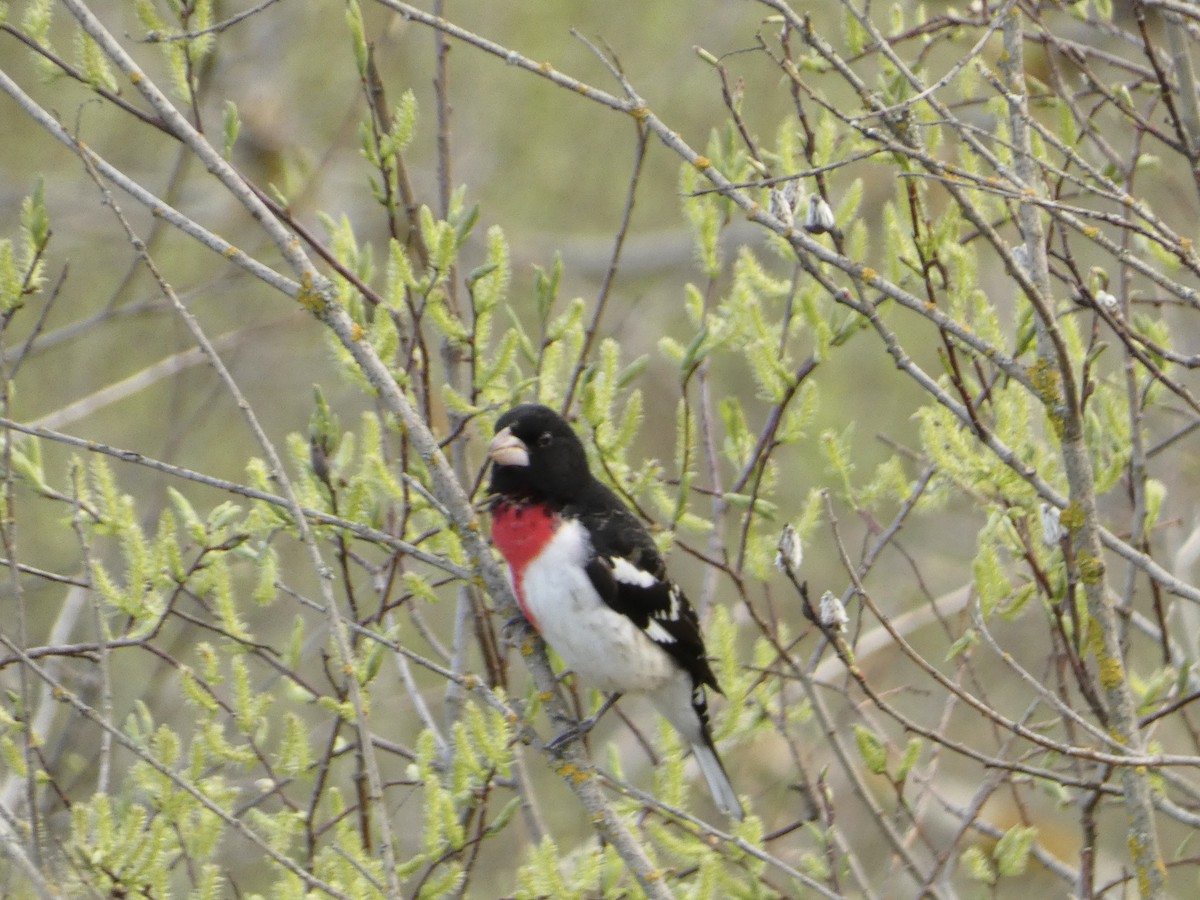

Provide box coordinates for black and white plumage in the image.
[487,403,744,820]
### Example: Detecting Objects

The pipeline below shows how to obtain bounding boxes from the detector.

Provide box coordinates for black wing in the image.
[584,556,721,692]
[568,479,723,693]
[567,481,666,579]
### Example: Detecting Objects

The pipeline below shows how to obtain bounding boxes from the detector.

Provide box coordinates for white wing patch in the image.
[663,585,682,621]
[644,620,677,644]
[610,556,658,587]
[608,557,684,645]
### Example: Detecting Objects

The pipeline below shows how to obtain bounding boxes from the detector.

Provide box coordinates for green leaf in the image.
[345,0,368,74]
[222,100,240,159]
[679,322,711,375]
[189,864,225,900]
[821,426,856,501]
[486,796,523,838]
[9,438,50,493]
[844,7,866,56]
[179,666,218,712]
[253,547,278,606]
[1144,478,1166,532]
[973,540,1012,619]
[72,28,116,92]
[680,162,722,279]
[518,836,571,897]
[22,178,49,254]
[168,486,205,543]
[0,241,21,313]
[993,824,1037,877]
[308,384,341,472]
[1,735,27,778]
[284,615,305,670]
[453,201,481,248]
[275,712,312,777]
[895,737,922,783]
[946,627,978,660]
[533,255,562,322]
[211,559,251,643]
[999,581,1037,621]
[961,845,995,884]
[385,90,419,158]
[418,864,465,898]
[22,0,56,77]
[206,500,244,534]
[403,571,440,605]
[852,724,887,775]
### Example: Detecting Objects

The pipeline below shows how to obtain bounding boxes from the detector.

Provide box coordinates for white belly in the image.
[520,519,678,694]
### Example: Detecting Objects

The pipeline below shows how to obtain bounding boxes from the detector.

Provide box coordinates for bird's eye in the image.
[537,432,553,447]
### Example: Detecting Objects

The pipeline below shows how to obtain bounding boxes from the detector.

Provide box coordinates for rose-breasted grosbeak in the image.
[487,403,744,820]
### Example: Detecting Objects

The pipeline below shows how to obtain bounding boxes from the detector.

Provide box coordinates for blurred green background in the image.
[5,1,1196,895]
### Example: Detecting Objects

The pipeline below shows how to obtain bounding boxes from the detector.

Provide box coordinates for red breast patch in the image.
[490,502,560,631]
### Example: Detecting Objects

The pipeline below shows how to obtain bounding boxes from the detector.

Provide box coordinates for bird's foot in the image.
[546,693,621,752]
[502,613,534,643]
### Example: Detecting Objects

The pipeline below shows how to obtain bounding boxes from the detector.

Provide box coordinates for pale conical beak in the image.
[488,427,529,467]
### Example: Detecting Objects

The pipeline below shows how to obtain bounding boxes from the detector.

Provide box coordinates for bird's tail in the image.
[650,676,745,819]
[692,741,745,821]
